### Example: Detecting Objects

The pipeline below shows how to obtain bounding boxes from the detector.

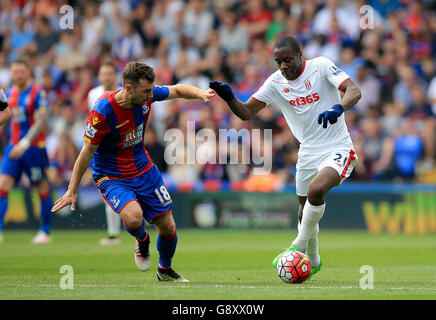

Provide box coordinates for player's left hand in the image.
[9,145,25,159]
[318,104,344,129]
[200,88,215,103]
[51,189,78,213]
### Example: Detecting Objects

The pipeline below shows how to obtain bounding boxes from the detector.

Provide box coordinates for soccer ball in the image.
[276,251,311,284]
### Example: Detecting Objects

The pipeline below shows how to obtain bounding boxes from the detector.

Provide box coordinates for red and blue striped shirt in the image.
[5,84,48,147]
[85,86,169,182]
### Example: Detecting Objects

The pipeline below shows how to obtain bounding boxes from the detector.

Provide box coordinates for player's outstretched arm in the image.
[51,141,98,213]
[166,83,215,102]
[209,81,265,120]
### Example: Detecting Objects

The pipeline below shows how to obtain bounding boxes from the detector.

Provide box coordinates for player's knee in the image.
[124,211,143,229]
[307,183,327,204]
[35,180,50,195]
[0,175,14,192]
[160,220,176,236]
[156,212,176,236]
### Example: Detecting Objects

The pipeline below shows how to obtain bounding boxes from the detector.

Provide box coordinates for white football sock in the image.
[105,203,121,237]
[306,224,320,267]
[292,200,325,251]
[297,221,321,267]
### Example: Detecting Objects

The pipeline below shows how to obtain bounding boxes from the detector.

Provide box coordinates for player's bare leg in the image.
[0,174,14,243]
[153,211,189,282]
[32,179,53,244]
[118,201,151,271]
[100,203,121,245]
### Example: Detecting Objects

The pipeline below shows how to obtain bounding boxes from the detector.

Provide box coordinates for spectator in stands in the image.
[392,120,424,180]
[112,20,144,64]
[183,0,214,48]
[240,0,272,43]
[393,66,427,110]
[337,46,363,84]
[31,16,58,66]
[312,0,360,41]
[218,10,249,54]
[5,15,33,63]
[407,85,435,171]
[0,0,435,189]
[80,1,105,60]
[354,60,381,116]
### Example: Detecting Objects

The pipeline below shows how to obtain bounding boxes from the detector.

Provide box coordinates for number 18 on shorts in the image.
[96,165,174,223]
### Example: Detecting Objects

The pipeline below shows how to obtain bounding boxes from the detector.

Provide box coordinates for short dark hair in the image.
[11,58,30,69]
[100,61,117,72]
[274,36,301,53]
[122,62,155,87]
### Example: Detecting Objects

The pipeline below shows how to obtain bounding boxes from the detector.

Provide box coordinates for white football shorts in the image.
[295,145,358,197]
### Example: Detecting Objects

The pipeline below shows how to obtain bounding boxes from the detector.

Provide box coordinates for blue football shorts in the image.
[0,144,49,185]
[96,164,174,223]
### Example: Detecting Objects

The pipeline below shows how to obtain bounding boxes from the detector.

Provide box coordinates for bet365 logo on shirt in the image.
[289,92,320,107]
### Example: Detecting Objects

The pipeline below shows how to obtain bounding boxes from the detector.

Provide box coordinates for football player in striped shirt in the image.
[52,62,214,282]
[0,59,53,244]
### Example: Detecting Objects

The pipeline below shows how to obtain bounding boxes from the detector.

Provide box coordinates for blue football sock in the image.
[123,218,148,241]
[39,191,53,234]
[0,192,8,232]
[157,231,178,269]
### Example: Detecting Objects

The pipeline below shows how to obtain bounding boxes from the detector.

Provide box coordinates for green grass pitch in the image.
[0,229,435,300]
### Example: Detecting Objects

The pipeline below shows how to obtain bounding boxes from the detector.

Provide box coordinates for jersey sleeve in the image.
[319,57,351,89]
[252,76,275,105]
[84,110,111,145]
[34,89,49,115]
[152,85,170,102]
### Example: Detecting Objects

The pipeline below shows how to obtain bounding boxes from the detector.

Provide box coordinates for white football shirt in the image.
[252,56,353,154]
[88,85,105,111]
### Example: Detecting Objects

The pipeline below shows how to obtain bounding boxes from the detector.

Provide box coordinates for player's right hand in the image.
[200,88,215,102]
[51,189,78,213]
[209,81,235,102]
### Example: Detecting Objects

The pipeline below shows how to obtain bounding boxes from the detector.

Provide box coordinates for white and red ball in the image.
[276,251,311,284]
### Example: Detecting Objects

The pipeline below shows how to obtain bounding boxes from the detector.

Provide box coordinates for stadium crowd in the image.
[0,0,436,192]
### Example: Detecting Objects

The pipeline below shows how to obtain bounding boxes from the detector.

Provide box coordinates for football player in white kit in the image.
[88,62,122,245]
[209,36,361,279]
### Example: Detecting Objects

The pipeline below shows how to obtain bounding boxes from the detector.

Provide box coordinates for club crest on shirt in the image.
[283,88,290,93]
[141,105,149,115]
[305,80,311,90]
